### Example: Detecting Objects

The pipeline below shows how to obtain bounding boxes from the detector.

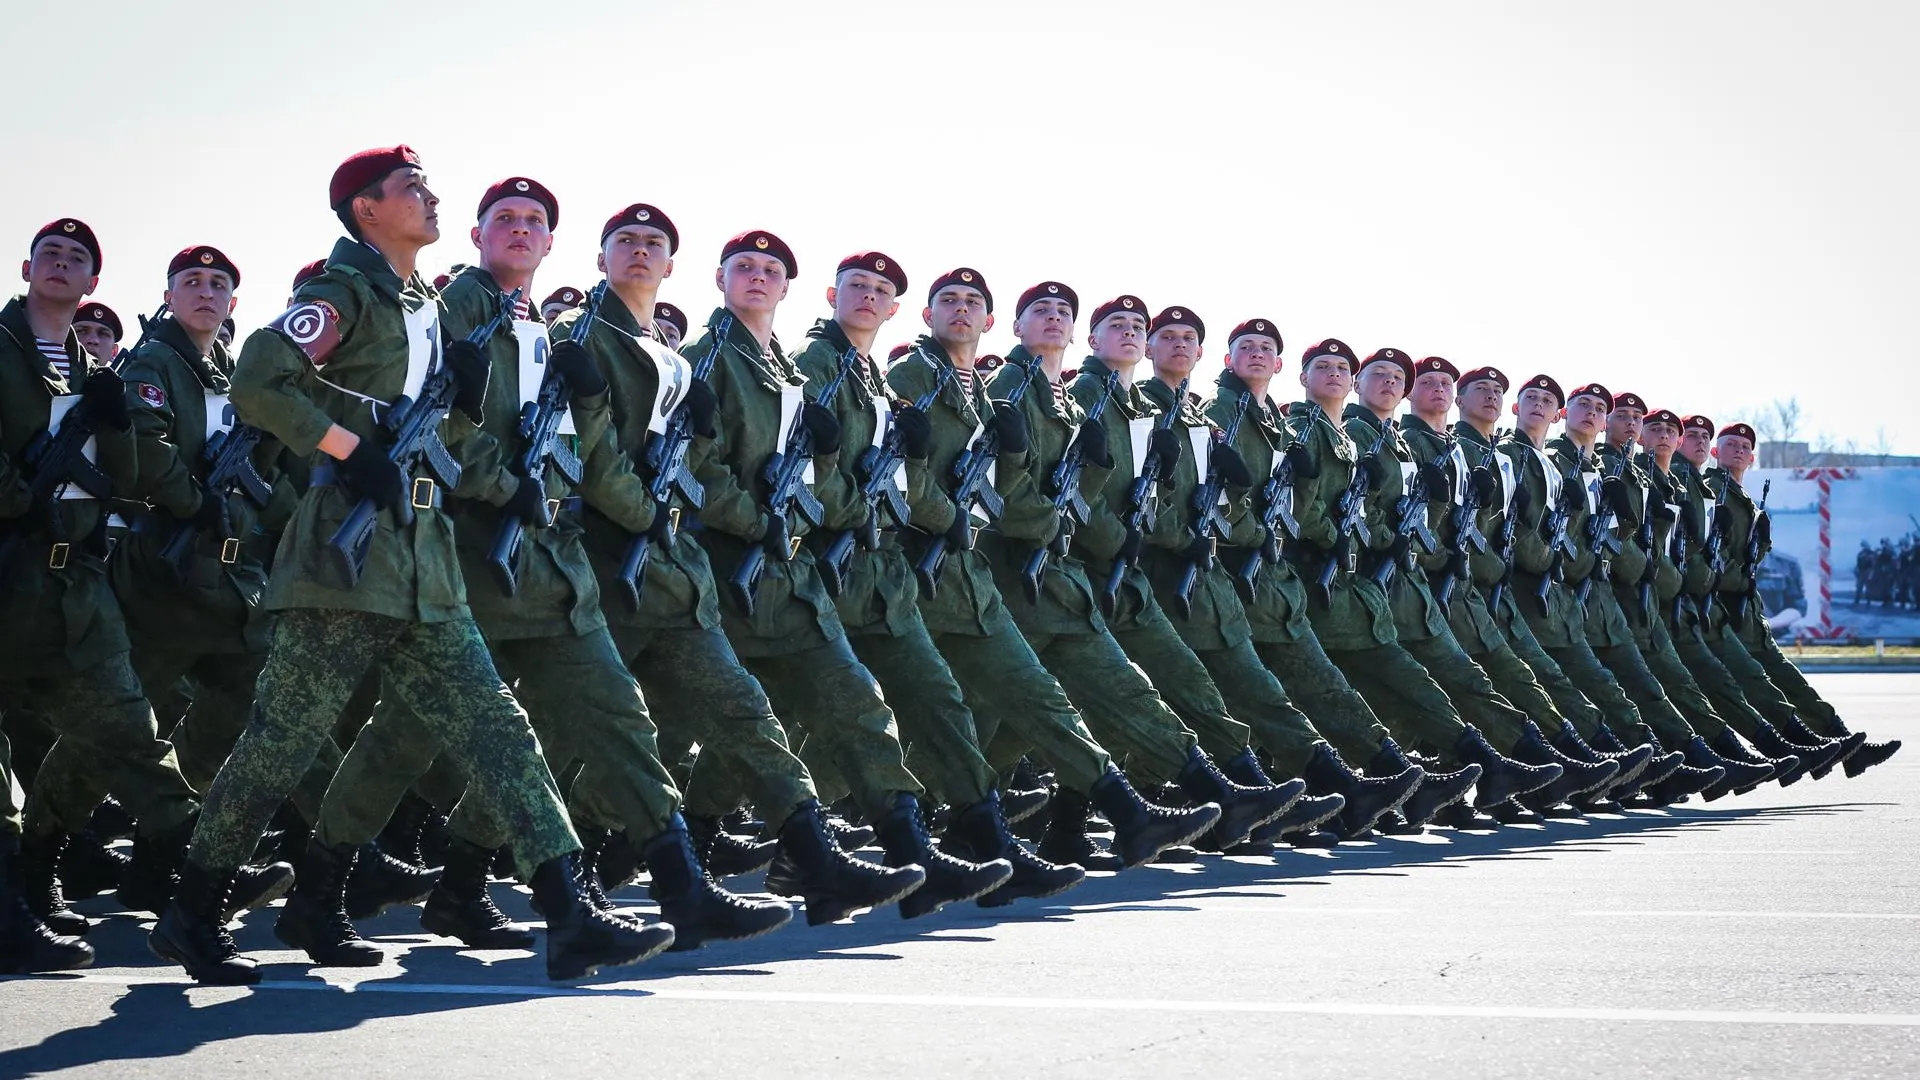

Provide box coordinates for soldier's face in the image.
[1356,362,1406,413]
[1458,379,1504,425]
[1011,297,1071,352]
[830,269,899,335]
[73,321,117,363]
[365,168,439,246]
[599,225,673,289]
[658,323,683,351]
[1643,420,1681,457]
[1300,355,1353,402]
[1565,394,1608,437]
[1228,335,1279,380]
[1515,387,1558,430]
[1146,325,1200,381]
[1715,434,1755,471]
[925,286,993,347]
[164,267,239,339]
[472,196,553,279]
[540,301,569,322]
[1411,371,1455,417]
[717,252,789,316]
[1089,312,1146,365]
[22,237,98,305]
[1680,427,1712,465]
[1607,405,1644,445]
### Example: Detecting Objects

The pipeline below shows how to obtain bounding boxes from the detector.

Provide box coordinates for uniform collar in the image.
[152,315,229,391]
[0,293,81,390]
[328,236,409,304]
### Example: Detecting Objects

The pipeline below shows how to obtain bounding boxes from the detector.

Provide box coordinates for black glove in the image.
[443,340,490,424]
[79,369,130,432]
[1417,462,1452,499]
[1444,550,1471,580]
[1469,465,1500,504]
[1561,475,1587,508]
[894,405,932,459]
[762,511,793,563]
[503,472,551,528]
[1650,501,1678,524]
[1072,419,1110,468]
[1180,531,1215,567]
[1754,513,1771,549]
[1601,475,1637,518]
[183,491,227,532]
[944,509,974,552]
[1282,442,1319,480]
[644,498,675,544]
[547,339,607,398]
[339,439,405,511]
[800,401,840,456]
[1358,454,1389,489]
[682,378,717,438]
[1712,503,1734,534]
[1118,523,1145,566]
[1210,444,1253,489]
[1147,428,1182,482]
[990,404,1028,454]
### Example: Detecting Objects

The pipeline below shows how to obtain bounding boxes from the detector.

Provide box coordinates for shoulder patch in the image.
[269,300,343,366]
[136,382,166,408]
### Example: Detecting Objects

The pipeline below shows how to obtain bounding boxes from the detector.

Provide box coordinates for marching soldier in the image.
[151,147,667,985]
[652,302,687,352]
[72,302,122,367]
[539,285,583,325]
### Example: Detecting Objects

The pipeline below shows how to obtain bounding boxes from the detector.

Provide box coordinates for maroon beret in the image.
[1301,338,1356,370]
[1518,373,1565,407]
[1088,295,1147,330]
[1682,414,1715,434]
[329,145,421,208]
[167,245,241,288]
[927,267,992,311]
[1610,391,1647,414]
[73,302,121,339]
[1015,281,1075,319]
[477,176,559,229]
[1227,318,1282,351]
[720,229,797,278]
[1359,347,1414,384]
[1414,356,1460,381]
[1567,382,1613,411]
[976,353,1005,373]
[542,286,583,311]
[31,218,101,273]
[601,203,678,252]
[1457,366,1509,392]
[836,251,907,295]
[1717,422,1757,445]
[887,342,914,363]
[431,273,451,291]
[1643,408,1683,429]
[653,302,688,340]
[291,258,328,292]
[1148,305,1204,343]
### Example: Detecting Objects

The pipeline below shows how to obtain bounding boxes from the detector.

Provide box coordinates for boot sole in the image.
[799,867,929,926]
[224,867,297,923]
[148,931,257,985]
[665,905,795,951]
[420,905,538,950]
[1116,806,1221,869]
[548,926,676,981]
[900,861,1016,919]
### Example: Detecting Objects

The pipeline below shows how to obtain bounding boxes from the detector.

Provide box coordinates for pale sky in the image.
[3,0,1915,449]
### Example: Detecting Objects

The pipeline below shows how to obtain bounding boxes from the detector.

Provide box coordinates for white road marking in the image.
[21,972,1920,1027]
[1578,910,1920,921]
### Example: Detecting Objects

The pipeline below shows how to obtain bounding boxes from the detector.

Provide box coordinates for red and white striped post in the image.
[1793,466,1856,640]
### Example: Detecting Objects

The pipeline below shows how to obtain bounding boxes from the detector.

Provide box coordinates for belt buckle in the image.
[1345,551,1357,575]
[48,542,69,570]
[220,537,242,565]
[411,477,437,510]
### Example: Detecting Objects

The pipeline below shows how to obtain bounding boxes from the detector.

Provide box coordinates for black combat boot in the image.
[1750,721,1840,785]
[946,793,1085,907]
[764,800,927,926]
[596,830,644,893]
[827,817,876,852]
[534,854,676,981]
[572,826,622,915]
[643,814,793,950]
[685,813,779,879]
[1553,721,1656,791]
[1687,735,1775,801]
[1492,799,1546,824]
[1708,727,1796,795]
[376,793,439,870]
[1179,747,1305,850]
[1454,726,1562,807]
[344,841,440,919]
[1430,801,1501,829]
[1844,738,1902,779]
[1781,716,1866,780]
[1361,739,1464,830]
[274,841,384,967]
[420,838,536,949]
[1088,767,1221,868]
[149,862,255,985]
[1,836,94,974]
[1640,755,1726,807]
[1512,721,1620,811]
[876,794,1012,919]
[1002,785,1051,826]
[1222,751,1345,844]
[19,832,88,937]
[117,811,294,918]
[60,829,128,899]
[1306,741,1423,838]
[1035,786,1123,872]
[90,797,135,841]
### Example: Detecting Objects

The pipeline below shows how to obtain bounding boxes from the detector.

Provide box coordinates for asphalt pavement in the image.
[4,672,1916,1080]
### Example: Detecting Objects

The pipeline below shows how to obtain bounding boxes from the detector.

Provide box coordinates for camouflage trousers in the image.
[1107,591,1253,766]
[317,625,681,856]
[1668,609,1787,742]
[1249,635,1393,765]
[1191,637,1330,778]
[843,612,997,809]
[1014,624,1196,788]
[1578,588,1696,748]
[1492,592,1613,741]
[1632,617,1730,742]
[189,609,577,878]
[1397,623,1531,752]
[1321,639,1472,760]
[1,651,199,840]
[932,607,1112,795]
[1732,615,1847,737]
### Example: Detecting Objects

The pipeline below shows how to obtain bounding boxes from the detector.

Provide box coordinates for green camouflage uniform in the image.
[1204,373,1393,763]
[0,295,200,840]
[980,350,1195,786]
[683,310,920,821]
[192,238,577,879]
[315,266,681,853]
[884,340,1113,794]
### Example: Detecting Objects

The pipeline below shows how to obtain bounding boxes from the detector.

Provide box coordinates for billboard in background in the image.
[1746,467,1920,642]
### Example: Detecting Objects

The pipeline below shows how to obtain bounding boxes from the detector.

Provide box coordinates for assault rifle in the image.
[1488,483,1528,614]
[818,357,953,596]
[156,419,270,576]
[617,313,731,611]
[1174,390,1246,619]
[1730,478,1771,622]
[1534,467,1585,617]
[1314,418,1391,608]
[1373,433,1448,592]
[914,360,1035,599]
[1102,377,1187,616]
[1573,442,1632,609]
[1020,368,1118,603]
[1237,415,1303,602]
